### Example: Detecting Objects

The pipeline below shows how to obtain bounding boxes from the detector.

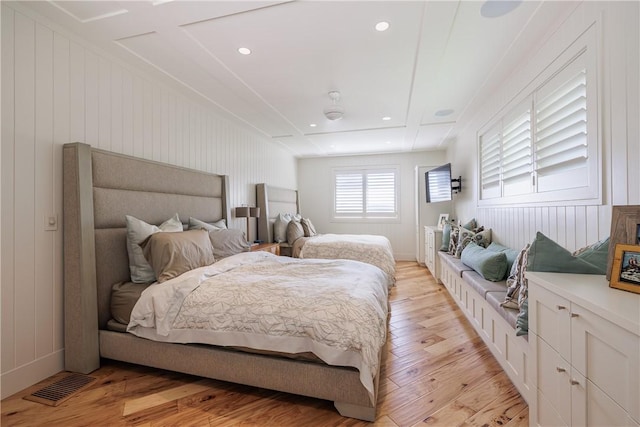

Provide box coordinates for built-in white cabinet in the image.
[424,226,442,282]
[528,272,640,427]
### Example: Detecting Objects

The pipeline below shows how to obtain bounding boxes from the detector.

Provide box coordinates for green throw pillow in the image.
[527,232,608,274]
[487,242,520,276]
[461,242,508,282]
[440,223,451,251]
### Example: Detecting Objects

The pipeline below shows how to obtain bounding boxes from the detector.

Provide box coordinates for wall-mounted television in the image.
[425,163,452,203]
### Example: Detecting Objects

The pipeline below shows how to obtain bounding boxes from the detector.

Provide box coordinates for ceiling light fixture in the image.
[238,47,251,55]
[309,123,317,127]
[323,91,344,121]
[480,0,522,18]
[382,116,391,121]
[375,21,390,31]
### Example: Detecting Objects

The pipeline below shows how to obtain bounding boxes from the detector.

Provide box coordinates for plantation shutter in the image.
[535,58,589,193]
[335,173,363,214]
[366,172,396,214]
[480,124,501,200]
[502,102,533,196]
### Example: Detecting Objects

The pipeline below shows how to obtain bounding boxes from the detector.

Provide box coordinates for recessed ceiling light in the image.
[480,0,522,18]
[309,123,317,127]
[238,47,251,55]
[435,109,454,117]
[375,21,390,32]
[382,116,391,121]
[386,141,392,144]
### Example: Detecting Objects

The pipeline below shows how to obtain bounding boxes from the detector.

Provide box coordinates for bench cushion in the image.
[462,270,508,297]
[486,291,519,329]
[438,251,473,277]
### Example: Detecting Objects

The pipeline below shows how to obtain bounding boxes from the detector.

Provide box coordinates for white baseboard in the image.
[1,349,64,399]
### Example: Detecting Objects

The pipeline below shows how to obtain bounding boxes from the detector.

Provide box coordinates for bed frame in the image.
[256,183,300,256]
[63,143,379,421]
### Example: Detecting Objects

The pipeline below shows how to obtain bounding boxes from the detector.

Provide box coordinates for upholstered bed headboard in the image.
[63,142,230,372]
[256,183,300,244]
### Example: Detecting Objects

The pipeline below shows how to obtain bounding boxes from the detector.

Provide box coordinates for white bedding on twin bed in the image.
[298,234,396,285]
[127,251,389,403]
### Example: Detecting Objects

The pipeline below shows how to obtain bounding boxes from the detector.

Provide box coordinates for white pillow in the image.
[126,213,182,283]
[188,217,227,231]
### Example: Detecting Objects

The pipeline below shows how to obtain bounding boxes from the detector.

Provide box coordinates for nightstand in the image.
[250,242,280,256]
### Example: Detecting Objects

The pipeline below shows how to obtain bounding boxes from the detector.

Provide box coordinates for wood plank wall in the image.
[0,4,297,399]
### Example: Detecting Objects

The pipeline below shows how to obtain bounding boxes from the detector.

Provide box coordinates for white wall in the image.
[297,150,448,261]
[448,1,639,252]
[0,4,297,399]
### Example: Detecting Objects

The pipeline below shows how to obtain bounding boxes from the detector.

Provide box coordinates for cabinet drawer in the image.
[535,336,572,425]
[529,282,571,360]
[571,304,640,422]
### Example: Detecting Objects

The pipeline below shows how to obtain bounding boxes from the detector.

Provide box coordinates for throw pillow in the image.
[527,232,609,274]
[461,218,477,230]
[487,242,520,276]
[125,213,183,283]
[140,229,215,283]
[515,297,528,336]
[448,224,460,255]
[455,227,482,258]
[208,229,250,259]
[287,218,305,245]
[501,244,530,309]
[460,242,508,282]
[273,213,293,243]
[301,218,317,237]
[440,222,452,251]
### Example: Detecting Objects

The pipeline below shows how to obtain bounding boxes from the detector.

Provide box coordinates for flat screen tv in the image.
[425,163,452,203]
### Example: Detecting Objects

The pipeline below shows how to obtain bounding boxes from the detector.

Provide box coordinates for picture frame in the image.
[606,206,640,280]
[437,213,449,230]
[609,243,640,294]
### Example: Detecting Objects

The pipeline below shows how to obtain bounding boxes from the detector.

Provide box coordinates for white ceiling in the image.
[16,0,578,158]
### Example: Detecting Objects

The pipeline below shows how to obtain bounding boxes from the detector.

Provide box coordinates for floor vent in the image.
[24,373,96,407]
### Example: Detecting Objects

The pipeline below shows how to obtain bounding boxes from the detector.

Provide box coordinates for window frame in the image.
[477,24,601,207]
[332,166,400,221]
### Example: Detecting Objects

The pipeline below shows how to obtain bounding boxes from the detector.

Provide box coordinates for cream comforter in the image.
[127,251,389,403]
[298,234,396,285]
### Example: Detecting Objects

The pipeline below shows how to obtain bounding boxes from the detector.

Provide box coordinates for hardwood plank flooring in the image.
[1,261,528,426]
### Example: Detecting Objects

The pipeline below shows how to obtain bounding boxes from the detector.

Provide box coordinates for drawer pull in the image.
[557,305,567,310]
[571,313,579,318]
[556,367,566,373]
[570,379,580,386]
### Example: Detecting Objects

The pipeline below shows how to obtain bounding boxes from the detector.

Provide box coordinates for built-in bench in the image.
[437,251,531,403]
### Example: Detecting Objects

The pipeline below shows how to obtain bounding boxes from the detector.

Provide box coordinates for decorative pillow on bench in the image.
[460,242,508,282]
[527,232,610,275]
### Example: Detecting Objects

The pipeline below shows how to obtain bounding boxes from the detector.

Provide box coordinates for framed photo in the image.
[437,213,449,229]
[609,243,640,294]
[606,206,640,280]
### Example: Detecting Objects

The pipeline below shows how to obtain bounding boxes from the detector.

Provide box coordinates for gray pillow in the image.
[301,218,317,237]
[140,229,215,283]
[487,242,520,276]
[110,281,150,324]
[287,219,305,245]
[126,213,182,283]
[208,229,250,259]
[274,213,293,243]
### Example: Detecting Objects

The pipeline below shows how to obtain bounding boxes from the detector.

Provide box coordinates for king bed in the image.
[256,183,396,284]
[63,143,388,421]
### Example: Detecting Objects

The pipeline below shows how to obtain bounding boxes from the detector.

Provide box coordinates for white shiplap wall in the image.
[449,1,639,253]
[0,5,296,399]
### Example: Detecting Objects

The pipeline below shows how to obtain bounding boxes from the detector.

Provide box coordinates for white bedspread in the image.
[127,251,389,403]
[299,234,396,286]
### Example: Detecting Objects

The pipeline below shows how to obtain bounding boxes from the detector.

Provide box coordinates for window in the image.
[334,168,398,219]
[478,25,600,206]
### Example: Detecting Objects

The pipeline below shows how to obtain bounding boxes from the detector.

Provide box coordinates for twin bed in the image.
[63,143,391,421]
[256,183,396,284]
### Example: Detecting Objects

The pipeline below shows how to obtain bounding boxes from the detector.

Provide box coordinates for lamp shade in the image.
[235,207,250,218]
[250,207,260,218]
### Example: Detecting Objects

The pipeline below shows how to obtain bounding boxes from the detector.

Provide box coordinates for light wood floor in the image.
[1,261,528,426]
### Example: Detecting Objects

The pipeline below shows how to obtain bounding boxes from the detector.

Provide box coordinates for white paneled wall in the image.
[1,5,296,399]
[449,1,639,252]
